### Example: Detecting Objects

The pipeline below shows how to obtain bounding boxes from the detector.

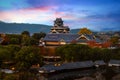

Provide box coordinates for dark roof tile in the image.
[43,33,101,43]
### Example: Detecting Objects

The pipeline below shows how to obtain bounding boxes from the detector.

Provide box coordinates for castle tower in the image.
[50,18,70,33]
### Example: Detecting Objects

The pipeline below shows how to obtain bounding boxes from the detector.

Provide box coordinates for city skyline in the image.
[0,0,120,31]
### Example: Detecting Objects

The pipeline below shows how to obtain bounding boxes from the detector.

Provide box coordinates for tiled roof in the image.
[51,26,69,29]
[43,33,102,43]
[94,60,106,65]
[77,39,88,43]
[85,34,95,40]
[109,60,120,64]
[39,61,94,73]
[43,33,79,43]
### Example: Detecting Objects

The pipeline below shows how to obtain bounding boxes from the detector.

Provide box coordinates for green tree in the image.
[56,44,116,62]
[0,45,20,68]
[101,48,111,62]
[32,32,46,45]
[56,44,91,62]
[21,31,30,37]
[21,31,30,46]
[0,47,14,62]
[21,31,39,46]
[15,46,43,71]
[111,48,120,60]
[29,37,38,45]
[32,32,46,40]
[21,35,31,46]
[9,38,20,44]
[6,34,21,45]
[110,36,119,46]
[90,48,102,61]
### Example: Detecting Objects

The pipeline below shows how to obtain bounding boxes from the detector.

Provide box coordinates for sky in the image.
[0,0,120,31]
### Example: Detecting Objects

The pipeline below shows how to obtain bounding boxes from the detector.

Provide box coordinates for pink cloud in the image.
[0,6,57,24]
[22,6,56,12]
[54,12,78,20]
[0,6,78,25]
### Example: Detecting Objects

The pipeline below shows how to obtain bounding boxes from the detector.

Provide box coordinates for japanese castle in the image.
[39,18,102,47]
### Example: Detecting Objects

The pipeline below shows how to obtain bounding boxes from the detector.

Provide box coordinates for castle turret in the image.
[50,18,70,33]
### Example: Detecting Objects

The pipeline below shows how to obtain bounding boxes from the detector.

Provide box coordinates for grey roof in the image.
[77,39,88,43]
[39,61,94,73]
[51,26,69,29]
[43,33,79,43]
[84,34,95,40]
[109,60,120,64]
[43,33,102,43]
[81,34,102,43]
[94,60,106,65]
[61,61,94,69]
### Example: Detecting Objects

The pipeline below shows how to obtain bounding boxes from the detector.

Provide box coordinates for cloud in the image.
[0,6,61,24]
[0,5,80,24]
[0,0,120,31]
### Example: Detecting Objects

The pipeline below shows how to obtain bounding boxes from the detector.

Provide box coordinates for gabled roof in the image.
[77,34,102,43]
[77,34,96,40]
[43,33,102,43]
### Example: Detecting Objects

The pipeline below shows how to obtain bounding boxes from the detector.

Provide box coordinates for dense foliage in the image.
[0,44,43,80]
[56,44,120,62]
[5,31,46,46]
[110,36,119,46]
[0,45,43,71]
[15,46,42,71]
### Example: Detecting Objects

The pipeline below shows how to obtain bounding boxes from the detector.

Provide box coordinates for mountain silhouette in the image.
[0,21,51,34]
[0,21,119,34]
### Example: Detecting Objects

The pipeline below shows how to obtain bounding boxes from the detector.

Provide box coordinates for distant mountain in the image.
[0,21,119,34]
[0,21,5,23]
[0,21,52,34]
[0,21,80,34]
[100,27,120,32]
[70,29,80,34]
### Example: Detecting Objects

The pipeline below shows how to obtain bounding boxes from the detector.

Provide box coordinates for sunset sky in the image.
[0,0,120,31]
